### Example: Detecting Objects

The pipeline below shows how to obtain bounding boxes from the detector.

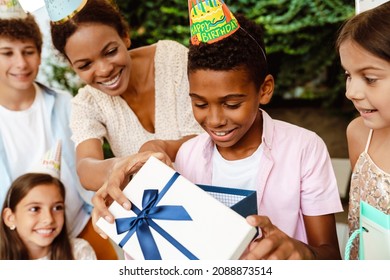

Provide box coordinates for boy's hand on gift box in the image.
[91,151,171,238]
[240,215,315,260]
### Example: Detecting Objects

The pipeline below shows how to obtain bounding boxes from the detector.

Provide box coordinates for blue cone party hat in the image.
[44,0,87,23]
[0,0,27,19]
[188,0,240,45]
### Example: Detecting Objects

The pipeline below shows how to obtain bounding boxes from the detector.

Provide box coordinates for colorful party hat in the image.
[0,0,27,19]
[188,0,240,45]
[30,140,62,179]
[43,0,88,23]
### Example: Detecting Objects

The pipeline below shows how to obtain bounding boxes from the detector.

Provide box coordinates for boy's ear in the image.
[259,74,274,105]
[2,208,16,228]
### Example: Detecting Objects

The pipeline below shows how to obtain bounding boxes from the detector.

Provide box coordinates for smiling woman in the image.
[43,0,202,240]
[45,0,202,192]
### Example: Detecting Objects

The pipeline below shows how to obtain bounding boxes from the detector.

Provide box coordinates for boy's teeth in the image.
[215,131,228,136]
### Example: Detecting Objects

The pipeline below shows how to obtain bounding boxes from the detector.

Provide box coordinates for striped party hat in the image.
[0,0,27,19]
[30,140,62,179]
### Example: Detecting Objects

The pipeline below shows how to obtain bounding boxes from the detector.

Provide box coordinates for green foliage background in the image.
[42,0,356,159]
[115,0,355,106]
[46,0,355,107]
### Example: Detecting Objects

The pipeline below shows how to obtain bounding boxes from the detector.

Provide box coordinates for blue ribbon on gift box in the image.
[115,172,199,260]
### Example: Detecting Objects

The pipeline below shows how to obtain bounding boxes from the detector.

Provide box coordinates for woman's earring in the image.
[9,225,16,230]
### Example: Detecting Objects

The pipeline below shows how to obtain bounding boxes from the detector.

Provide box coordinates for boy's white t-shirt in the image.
[211,143,263,190]
[0,84,50,179]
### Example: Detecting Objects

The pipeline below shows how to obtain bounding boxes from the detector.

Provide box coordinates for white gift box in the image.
[96,156,257,260]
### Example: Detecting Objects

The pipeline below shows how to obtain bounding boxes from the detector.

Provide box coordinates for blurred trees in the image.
[47,0,355,107]
[116,0,354,106]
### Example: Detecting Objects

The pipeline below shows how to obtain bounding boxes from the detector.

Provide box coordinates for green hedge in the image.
[46,0,355,107]
[43,0,356,159]
[116,0,354,105]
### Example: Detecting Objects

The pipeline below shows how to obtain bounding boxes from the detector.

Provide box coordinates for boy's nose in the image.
[14,53,28,68]
[207,107,227,127]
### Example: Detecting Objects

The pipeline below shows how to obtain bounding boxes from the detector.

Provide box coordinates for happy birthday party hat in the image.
[30,140,62,179]
[188,0,240,45]
[44,0,88,23]
[0,0,27,19]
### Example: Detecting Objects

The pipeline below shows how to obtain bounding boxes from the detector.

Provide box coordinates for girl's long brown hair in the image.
[0,173,74,260]
[336,1,390,61]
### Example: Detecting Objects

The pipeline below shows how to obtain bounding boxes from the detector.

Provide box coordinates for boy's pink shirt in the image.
[175,110,343,243]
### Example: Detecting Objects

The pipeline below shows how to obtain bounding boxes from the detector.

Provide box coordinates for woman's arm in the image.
[75,139,119,191]
[138,135,198,162]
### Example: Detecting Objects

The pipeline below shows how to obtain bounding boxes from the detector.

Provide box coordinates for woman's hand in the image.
[138,136,197,163]
[91,151,170,237]
[240,215,316,260]
[138,140,173,165]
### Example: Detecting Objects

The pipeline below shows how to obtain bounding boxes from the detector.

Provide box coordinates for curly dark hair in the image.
[0,14,43,53]
[50,0,130,59]
[188,14,268,90]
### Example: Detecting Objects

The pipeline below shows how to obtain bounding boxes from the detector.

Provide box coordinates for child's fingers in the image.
[241,238,272,260]
[246,215,275,235]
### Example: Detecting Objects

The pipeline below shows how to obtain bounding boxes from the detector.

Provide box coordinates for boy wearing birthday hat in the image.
[0,0,118,259]
[188,0,240,45]
[174,0,343,259]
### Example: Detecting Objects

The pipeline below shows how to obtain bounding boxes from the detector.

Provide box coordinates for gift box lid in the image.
[197,184,257,218]
[97,156,257,260]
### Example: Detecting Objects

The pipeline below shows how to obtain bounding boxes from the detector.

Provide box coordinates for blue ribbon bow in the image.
[115,172,198,260]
